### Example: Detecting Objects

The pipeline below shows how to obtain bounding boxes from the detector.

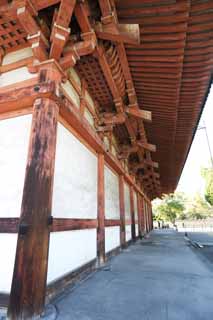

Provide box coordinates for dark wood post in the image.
[97,153,105,265]
[137,194,142,239]
[119,175,126,248]
[8,97,59,319]
[130,186,136,241]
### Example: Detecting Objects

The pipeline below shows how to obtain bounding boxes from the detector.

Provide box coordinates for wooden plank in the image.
[8,97,59,319]
[119,175,126,247]
[52,218,98,231]
[138,142,156,152]
[0,218,19,233]
[97,154,105,265]
[126,107,152,122]
[105,219,121,227]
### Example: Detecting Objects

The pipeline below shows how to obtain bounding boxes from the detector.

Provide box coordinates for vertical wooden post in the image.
[130,186,136,241]
[8,97,59,319]
[137,194,142,239]
[144,199,148,233]
[97,153,105,265]
[119,175,126,248]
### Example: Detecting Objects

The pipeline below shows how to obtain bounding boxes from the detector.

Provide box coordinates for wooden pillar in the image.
[8,97,59,319]
[137,194,142,239]
[119,175,126,248]
[97,153,105,265]
[144,199,148,233]
[130,186,136,241]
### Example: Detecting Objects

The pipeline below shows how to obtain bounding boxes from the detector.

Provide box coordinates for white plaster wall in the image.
[133,191,138,221]
[0,115,32,217]
[0,234,18,293]
[104,166,120,219]
[2,47,33,65]
[47,229,97,283]
[135,224,139,237]
[84,108,94,127]
[61,80,80,108]
[68,68,81,88]
[0,67,37,87]
[52,123,97,219]
[125,224,132,241]
[124,183,131,220]
[105,226,120,253]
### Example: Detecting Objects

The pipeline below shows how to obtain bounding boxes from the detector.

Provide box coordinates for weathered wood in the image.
[137,194,142,238]
[97,154,105,265]
[130,186,136,241]
[0,218,19,233]
[105,219,121,227]
[52,218,98,232]
[119,175,126,248]
[7,97,59,320]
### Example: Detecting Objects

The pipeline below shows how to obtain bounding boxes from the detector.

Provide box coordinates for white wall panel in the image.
[52,123,97,218]
[0,67,37,87]
[2,48,33,65]
[105,226,120,253]
[133,191,138,221]
[47,229,97,283]
[0,234,18,293]
[135,224,139,237]
[124,183,131,220]
[0,115,32,217]
[104,166,120,219]
[125,224,132,241]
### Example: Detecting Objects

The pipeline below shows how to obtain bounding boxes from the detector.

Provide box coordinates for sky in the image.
[176,86,213,196]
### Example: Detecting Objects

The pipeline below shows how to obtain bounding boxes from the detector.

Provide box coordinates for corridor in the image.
[46,230,213,320]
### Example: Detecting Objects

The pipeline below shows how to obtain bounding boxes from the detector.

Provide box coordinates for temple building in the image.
[0,0,212,319]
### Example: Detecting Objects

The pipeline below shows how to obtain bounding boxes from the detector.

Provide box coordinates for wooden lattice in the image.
[0,14,28,53]
[76,56,114,112]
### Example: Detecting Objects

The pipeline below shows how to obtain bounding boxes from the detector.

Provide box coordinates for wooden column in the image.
[142,197,146,234]
[137,194,142,239]
[97,153,105,265]
[144,199,148,233]
[119,175,126,248]
[8,97,59,319]
[130,186,136,241]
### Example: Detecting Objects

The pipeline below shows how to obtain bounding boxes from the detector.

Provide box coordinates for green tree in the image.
[201,167,213,206]
[187,193,211,219]
[153,193,185,224]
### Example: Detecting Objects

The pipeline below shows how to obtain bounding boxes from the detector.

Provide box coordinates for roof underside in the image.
[116,0,213,193]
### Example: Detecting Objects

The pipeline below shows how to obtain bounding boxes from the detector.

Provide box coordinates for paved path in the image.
[50,230,213,320]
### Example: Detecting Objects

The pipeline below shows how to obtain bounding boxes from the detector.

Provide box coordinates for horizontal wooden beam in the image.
[52,218,98,231]
[126,107,152,122]
[137,142,156,152]
[105,219,121,227]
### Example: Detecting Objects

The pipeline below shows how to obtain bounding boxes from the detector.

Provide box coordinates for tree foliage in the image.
[153,193,185,224]
[201,168,213,206]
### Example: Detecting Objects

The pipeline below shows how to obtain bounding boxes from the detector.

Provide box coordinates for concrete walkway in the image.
[50,230,213,320]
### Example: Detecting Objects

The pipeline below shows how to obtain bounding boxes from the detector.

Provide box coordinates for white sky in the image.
[177,86,213,196]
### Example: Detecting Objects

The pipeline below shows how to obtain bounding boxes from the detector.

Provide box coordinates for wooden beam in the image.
[119,175,126,248]
[8,97,59,319]
[52,218,97,232]
[125,107,152,122]
[97,154,105,265]
[137,142,156,152]
[50,0,76,60]
[95,23,140,45]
